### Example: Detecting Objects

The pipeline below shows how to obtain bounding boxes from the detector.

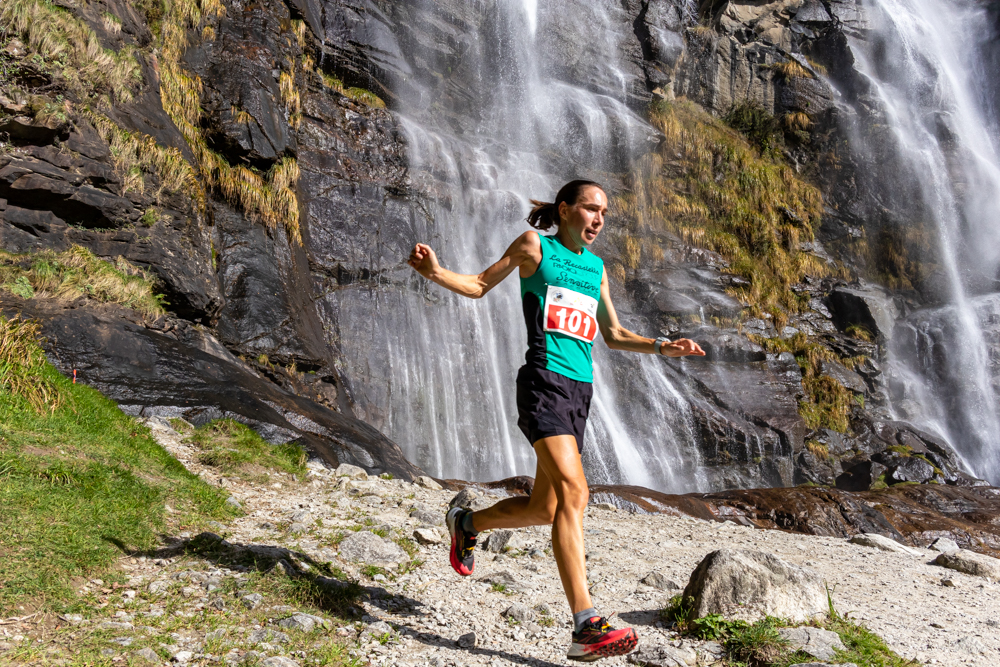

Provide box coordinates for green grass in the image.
[751,332,855,433]
[183,418,307,481]
[0,245,167,318]
[0,316,234,614]
[661,592,919,667]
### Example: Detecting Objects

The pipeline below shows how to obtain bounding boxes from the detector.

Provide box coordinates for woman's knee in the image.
[555,480,589,513]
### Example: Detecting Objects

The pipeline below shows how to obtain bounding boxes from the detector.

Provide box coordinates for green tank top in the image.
[519,233,605,383]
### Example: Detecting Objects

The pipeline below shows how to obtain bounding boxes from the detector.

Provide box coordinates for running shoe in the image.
[445,506,477,576]
[567,615,638,662]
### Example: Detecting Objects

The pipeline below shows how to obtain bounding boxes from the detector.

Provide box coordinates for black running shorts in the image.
[515,365,594,452]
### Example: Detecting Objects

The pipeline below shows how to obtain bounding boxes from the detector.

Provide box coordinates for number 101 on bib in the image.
[543,285,598,343]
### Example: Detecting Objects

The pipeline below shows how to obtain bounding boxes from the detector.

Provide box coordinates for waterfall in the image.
[331,0,705,491]
[849,0,1000,482]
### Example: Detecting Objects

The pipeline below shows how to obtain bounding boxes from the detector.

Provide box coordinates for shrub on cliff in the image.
[611,99,831,318]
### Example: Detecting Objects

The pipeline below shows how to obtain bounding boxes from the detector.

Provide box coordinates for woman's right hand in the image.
[408,243,440,279]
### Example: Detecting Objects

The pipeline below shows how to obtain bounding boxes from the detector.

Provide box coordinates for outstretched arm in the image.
[407,231,541,299]
[596,271,706,358]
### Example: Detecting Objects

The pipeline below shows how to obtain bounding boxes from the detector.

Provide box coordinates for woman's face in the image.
[558,186,607,248]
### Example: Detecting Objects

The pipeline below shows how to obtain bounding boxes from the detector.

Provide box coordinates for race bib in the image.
[543,285,598,343]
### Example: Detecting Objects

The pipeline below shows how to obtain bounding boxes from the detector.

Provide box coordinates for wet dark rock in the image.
[828,285,899,340]
[836,460,887,491]
[818,359,866,394]
[0,297,420,479]
[887,457,936,485]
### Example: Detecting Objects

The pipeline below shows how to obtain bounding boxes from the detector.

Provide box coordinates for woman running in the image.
[407,180,705,662]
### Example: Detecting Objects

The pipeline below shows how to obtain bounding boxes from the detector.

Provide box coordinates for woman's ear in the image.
[558,200,569,224]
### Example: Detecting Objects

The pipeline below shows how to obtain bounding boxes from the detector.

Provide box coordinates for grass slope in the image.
[0,315,234,614]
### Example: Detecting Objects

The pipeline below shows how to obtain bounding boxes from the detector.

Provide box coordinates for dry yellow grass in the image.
[611,99,826,315]
[0,246,166,318]
[770,60,812,81]
[0,315,63,413]
[2,0,140,102]
[318,71,386,109]
[157,0,301,242]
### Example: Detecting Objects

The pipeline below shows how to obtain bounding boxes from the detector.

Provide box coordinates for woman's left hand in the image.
[660,339,706,358]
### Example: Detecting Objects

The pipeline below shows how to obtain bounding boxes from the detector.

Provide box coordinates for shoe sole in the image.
[567,628,638,662]
[446,507,473,576]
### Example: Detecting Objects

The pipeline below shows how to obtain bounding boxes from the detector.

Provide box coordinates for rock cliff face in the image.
[0,0,992,491]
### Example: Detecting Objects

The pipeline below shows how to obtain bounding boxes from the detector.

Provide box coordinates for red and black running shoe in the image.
[567,615,638,662]
[446,507,477,576]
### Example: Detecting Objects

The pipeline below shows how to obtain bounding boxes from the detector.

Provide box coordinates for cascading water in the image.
[848,0,1000,482]
[331,0,705,491]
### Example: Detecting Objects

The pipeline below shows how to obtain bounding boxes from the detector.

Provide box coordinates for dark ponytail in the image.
[526,179,604,231]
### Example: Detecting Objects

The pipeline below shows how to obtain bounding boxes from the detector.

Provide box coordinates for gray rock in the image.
[240,593,264,609]
[205,628,228,641]
[261,658,301,667]
[277,612,326,632]
[360,621,395,642]
[641,571,680,591]
[682,549,828,622]
[533,603,551,615]
[477,570,534,593]
[457,631,477,648]
[953,635,989,654]
[290,510,312,522]
[413,475,443,490]
[696,641,725,664]
[819,360,867,394]
[778,627,845,661]
[337,530,408,565]
[248,628,290,645]
[933,550,1000,581]
[502,603,535,623]
[335,464,368,480]
[485,529,514,553]
[171,651,194,663]
[132,647,160,663]
[99,621,134,630]
[792,664,858,667]
[849,533,921,555]
[225,496,242,510]
[410,508,444,526]
[627,643,697,666]
[929,537,960,554]
[449,488,494,511]
[288,522,309,534]
[795,1,833,23]
[413,528,442,545]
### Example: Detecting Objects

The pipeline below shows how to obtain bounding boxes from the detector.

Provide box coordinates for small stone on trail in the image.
[641,571,680,591]
[132,647,159,664]
[502,603,535,623]
[240,593,264,609]
[338,530,408,565]
[593,502,617,511]
[335,464,368,480]
[457,631,477,648]
[484,529,513,553]
[627,642,697,666]
[289,522,308,534]
[929,537,960,554]
[171,650,194,663]
[261,657,301,667]
[413,527,442,545]
[249,628,290,645]
[778,627,845,661]
[414,475,443,490]
[941,577,957,587]
[225,496,242,509]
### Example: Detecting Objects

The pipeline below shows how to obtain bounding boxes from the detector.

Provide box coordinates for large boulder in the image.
[681,549,828,622]
[933,551,1000,582]
[827,285,899,340]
